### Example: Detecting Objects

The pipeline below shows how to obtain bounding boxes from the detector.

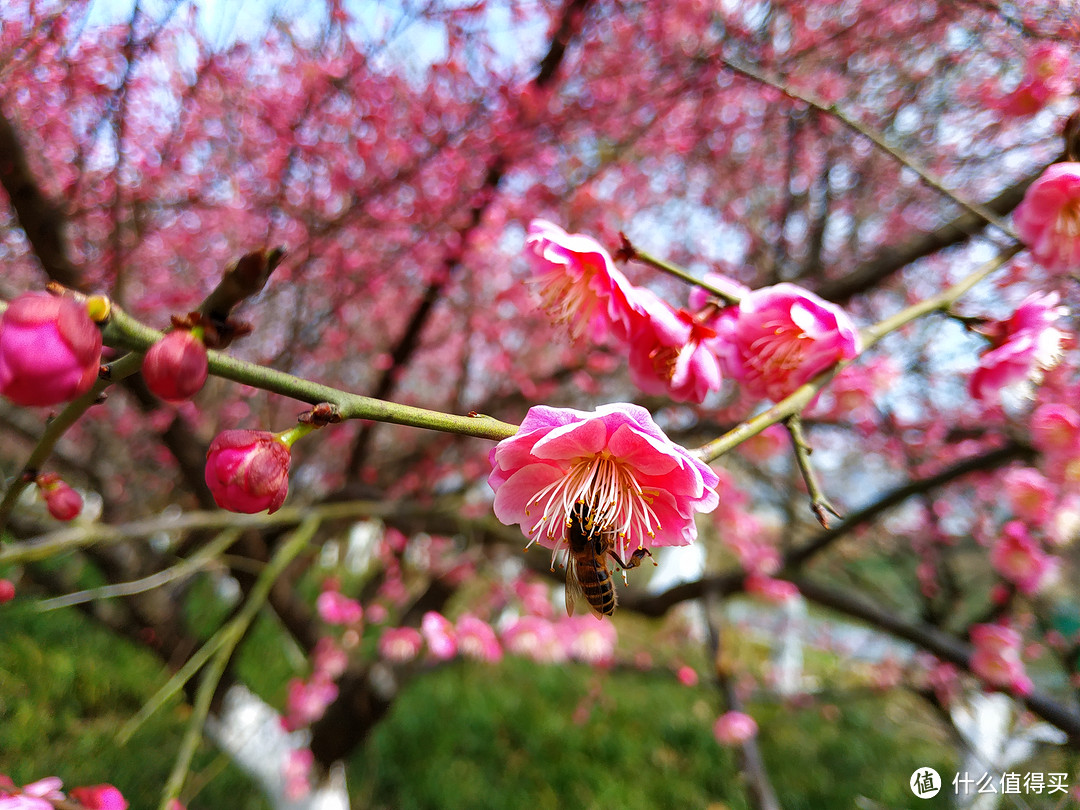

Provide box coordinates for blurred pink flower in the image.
[489,403,720,568]
[1003,467,1056,523]
[0,292,102,407]
[675,665,699,687]
[745,573,798,603]
[204,429,291,514]
[282,675,338,731]
[455,614,502,663]
[378,626,423,663]
[990,521,1058,595]
[968,292,1068,400]
[525,219,642,342]
[500,615,566,663]
[68,785,128,810]
[970,624,1033,695]
[1014,163,1080,274]
[558,614,617,666]
[1031,402,1080,458]
[714,282,861,401]
[282,749,313,801]
[0,580,14,604]
[713,711,758,745]
[312,638,349,679]
[316,587,363,626]
[0,776,64,809]
[421,611,457,660]
[989,42,1074,117]
[626,288,724,403]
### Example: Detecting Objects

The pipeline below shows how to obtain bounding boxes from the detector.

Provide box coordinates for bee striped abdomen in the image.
[578,558,617,616]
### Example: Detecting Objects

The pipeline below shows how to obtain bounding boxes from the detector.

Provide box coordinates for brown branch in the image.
[0,109,84,289]
[792,576,1080,745]
[535,0,594,88]
[816,162,1051,302]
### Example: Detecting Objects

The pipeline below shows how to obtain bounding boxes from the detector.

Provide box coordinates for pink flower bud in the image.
[142,329,209,403]
[713,710,758,745]
[69,784,129,810]
[316,588,363,625]
[0,292,102,407]
[675,665,699,687]
[0,579,15,604]
[37,473,83,521]
[204,430,291,514]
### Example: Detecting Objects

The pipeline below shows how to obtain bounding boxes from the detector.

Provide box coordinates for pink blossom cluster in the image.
[989,520,1058,595]
[281,636,351,733]
[969,624,1033,696]
[526,221,861,404]
[500,613,618,666]
[316,580,363,626]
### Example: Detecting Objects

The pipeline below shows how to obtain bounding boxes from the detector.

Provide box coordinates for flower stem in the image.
[618,234,742,304]
[784,415,840,529]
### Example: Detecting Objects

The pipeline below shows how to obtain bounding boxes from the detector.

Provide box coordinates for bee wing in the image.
[564,553,585,617]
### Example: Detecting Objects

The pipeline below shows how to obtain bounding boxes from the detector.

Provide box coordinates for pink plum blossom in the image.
[142,329,209,403]
[204,429,292,514]
[713,711,758,745]
[0,580,14,604]
[525,219,642,342]
[989,521,1058,595]
[626,288,723,403]
[68,785,128,810]
[316,587,363,625]
[0,292,102,407]
[713,282,861,402]
[968,292,1068,400]
[455,614,502,663]
[378,626,423,663]
[1014,163,1080,274]
[489,403,720,569]
[421,611,457,660]
[970,624,1033,696]
[988,43,1074,118]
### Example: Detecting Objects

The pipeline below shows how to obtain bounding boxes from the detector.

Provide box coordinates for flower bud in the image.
[0,579,15,604]
[142,329,209,403]
[37,473,83,521]
[204,429,291,514]
[69,784,129,810]
[0,292,102,407]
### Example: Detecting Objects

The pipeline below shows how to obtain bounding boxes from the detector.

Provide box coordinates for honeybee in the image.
[564,503,652,618]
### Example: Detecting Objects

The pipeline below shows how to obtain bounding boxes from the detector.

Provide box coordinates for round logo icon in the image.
[910,767,941,798]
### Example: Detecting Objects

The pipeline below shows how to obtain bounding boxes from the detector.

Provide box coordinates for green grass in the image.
[3,597,966,810]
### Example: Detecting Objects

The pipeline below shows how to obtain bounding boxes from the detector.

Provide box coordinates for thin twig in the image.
[784,415,840,528]
[616,233,743,305]
[720,56,1018,240]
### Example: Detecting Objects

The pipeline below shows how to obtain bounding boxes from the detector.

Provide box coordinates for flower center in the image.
[532,265,599,341]
[748,318,810,373]
[1057,197,1080,239]
[524,453,661,563]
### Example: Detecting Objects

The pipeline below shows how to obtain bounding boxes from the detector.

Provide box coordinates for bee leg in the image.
[609,546,653,571]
